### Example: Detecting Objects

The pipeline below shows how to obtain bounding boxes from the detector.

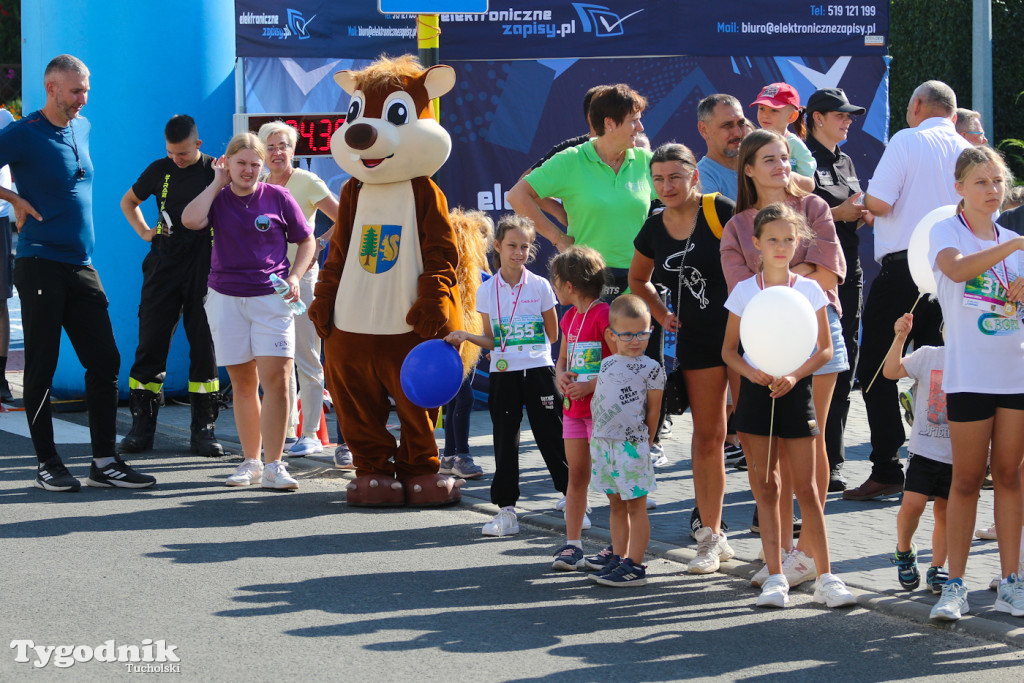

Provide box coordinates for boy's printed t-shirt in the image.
[591,353,666,444]
[476,269,557,373]
[901,345,951,465]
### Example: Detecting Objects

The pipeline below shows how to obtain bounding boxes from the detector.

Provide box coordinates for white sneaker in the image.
[782,548,817,587]
[482,509,519,537]
[646,496,657,510]
[990,575,1001,591]
[554,496,592,514]
[751,563,771,587]
[975,525,997,540]
[287,435,323,457]
[651,443,669,468]
[226,458,263,487]
[994,573,1024,617]
[756,574,790,608]
[261,460,299,490]
[813,573,857,608]
[688,526,736,574]
[930,580,969,621]
[582,512,592,530]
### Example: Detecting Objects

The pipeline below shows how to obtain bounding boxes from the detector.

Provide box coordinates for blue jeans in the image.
[443,373,475,457]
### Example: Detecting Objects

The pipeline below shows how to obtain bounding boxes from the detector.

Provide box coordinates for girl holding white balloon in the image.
[722,202,856,609]
[926,145,1024,621]
[721,129,847,587]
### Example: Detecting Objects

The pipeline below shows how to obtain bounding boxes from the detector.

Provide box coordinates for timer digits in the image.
[232,113,346,158]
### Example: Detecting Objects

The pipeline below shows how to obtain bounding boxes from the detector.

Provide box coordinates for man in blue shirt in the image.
[695,94,748,201]
[0,54,155,491]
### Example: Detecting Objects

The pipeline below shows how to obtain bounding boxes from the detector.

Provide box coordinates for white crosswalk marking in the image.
[0,412,123,444]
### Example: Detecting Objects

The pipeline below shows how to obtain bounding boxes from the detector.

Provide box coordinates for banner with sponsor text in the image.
[235,0,889,59]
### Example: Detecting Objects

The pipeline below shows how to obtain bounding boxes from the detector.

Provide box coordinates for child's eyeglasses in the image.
[609,328,652,342]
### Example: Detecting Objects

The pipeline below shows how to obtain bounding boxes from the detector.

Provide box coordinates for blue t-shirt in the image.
[696,156,738,202]
[0,111,95,265]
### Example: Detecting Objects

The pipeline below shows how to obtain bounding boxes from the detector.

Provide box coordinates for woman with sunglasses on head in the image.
[628,142,736,574]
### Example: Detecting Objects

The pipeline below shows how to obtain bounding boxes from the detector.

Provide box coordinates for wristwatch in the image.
[318,237,328,249]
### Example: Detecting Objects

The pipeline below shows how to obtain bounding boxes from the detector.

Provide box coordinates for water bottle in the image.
[269,273,306,316]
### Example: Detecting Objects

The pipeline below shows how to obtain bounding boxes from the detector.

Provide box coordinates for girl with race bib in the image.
[549,246,611,571]
[445,215,568,538]
[927,146,1024,621]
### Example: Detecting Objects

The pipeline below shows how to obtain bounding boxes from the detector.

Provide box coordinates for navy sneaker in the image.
[85,458,156,489]
[892,545,921,590]
[592,558,647,586]
[926,566,948,594]
[589,555,622,581]
[584,545,615,571]
[551,544,585,571]
[35,458,81,492]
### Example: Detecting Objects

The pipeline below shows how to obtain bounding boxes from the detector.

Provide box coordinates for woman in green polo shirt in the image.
[507,83,656,297]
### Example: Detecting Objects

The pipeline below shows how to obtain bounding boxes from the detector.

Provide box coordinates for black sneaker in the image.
[35,458,81,492]
[689,507,729,540]
[750,510,800,537]
[0,377,13,403]
[85,459,156,489]
[724,442,744,466]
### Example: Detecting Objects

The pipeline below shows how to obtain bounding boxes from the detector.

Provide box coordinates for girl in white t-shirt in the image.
[722,203,855,609]
[927,146,1024,621]
[445,215,567,538]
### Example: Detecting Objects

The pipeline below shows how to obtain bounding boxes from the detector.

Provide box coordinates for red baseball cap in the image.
[750,83,801,109]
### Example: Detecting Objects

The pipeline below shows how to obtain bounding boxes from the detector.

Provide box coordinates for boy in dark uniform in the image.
[119,115,221,455]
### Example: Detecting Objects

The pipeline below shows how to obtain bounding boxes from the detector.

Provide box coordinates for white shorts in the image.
[204,289,295,366]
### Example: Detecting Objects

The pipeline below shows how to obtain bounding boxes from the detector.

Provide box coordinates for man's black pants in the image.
[14,257,120,463]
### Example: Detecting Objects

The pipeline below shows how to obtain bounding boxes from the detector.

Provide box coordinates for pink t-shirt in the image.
[559,301,611,419]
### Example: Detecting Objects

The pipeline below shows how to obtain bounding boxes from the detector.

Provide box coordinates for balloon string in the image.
[864,294,923,394]
[766,396,774,485]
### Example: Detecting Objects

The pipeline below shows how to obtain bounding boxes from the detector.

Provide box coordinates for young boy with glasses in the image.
[588,294,665,586]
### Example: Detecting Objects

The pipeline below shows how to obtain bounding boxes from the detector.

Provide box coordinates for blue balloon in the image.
[400,340,464,409]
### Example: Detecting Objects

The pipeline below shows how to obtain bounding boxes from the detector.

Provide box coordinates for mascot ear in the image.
[334,71,358,95]
[423,65,456,100]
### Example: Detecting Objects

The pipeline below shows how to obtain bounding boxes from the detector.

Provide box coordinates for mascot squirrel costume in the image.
[310,54,467,507]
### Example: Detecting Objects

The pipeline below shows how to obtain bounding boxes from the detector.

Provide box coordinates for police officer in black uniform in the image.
[804,88,870,491]
[119,115,221,455]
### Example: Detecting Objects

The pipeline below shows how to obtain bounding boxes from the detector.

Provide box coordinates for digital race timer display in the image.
[235,114,346,157]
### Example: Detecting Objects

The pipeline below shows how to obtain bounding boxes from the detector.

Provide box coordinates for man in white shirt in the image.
[846,80,971,501]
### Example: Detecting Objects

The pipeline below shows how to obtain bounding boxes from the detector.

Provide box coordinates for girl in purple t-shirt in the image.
[183,133,314,491]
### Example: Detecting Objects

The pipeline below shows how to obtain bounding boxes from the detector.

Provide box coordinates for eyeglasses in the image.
[609,327,652,342]
[266,143,292,153]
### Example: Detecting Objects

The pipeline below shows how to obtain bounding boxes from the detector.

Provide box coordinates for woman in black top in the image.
[629,142,736,572]
[803,88,870,491]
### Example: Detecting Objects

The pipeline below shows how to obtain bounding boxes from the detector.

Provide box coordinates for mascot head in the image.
[331,54,455,184]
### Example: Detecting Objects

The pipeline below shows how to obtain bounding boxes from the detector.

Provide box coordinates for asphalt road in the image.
[1,422,1022,681]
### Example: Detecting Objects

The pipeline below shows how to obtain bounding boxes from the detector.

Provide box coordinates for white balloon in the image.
[739,286,818,377]
[907,205,958,295]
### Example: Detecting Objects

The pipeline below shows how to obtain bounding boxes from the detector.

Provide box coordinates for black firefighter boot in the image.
[119,388,160,453]
[190,392,224,457]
